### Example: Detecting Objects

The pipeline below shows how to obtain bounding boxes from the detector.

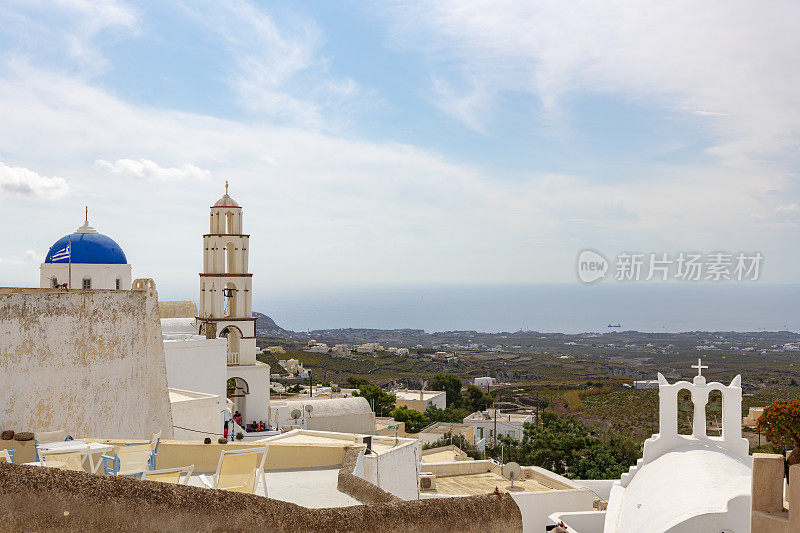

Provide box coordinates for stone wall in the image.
[0,286,173,439]
[0,462,523,532]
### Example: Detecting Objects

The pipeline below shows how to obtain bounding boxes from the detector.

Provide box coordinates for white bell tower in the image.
[198,182,256,366]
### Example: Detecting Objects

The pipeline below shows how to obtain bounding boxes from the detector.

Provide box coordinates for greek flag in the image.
[50,243,71,262]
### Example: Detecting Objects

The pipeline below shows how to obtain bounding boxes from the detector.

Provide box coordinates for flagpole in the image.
[68,234,72,290]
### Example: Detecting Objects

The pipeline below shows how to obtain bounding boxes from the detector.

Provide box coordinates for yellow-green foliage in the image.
[564,390,584,411]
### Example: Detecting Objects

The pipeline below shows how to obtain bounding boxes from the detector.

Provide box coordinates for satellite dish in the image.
[502,462,523,491]
[305,404,313,415]
[290,409,302,422]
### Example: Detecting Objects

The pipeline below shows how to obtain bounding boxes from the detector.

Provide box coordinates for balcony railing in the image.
[227,351,239,365]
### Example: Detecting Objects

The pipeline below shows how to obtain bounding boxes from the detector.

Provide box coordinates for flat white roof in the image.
[394,390,445,401]
[187,467,361,508]
[168,388,219,402]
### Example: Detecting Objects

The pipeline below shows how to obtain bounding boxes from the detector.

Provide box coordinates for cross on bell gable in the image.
[691,358,708,376]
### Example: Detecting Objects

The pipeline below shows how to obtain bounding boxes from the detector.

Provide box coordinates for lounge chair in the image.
[101,446,151,478]
[142,465,195,485]
[101,432,161,478]
[199,447,269,496]
[33,429,68,461]
[0,449,13,463]
[40,445,91,472]
[124,431,161,470]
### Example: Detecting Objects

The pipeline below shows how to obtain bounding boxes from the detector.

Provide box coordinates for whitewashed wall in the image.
[0,287,173,439]
[169,388,222,441]
[163,337,227,403]
[228,363,270,426]
[359,436,421,500]
[511,489,595,533]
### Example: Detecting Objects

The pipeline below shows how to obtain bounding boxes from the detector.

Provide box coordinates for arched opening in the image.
[226,212,235,234]
[220,325,242,364]
[223,282,238,317]
[227,377,249,424]
[225,242,236,273]
[51,277,59,288]
[677,388,694,435]
[706,389,723,437]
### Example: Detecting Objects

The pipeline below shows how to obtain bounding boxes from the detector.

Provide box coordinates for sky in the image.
[1,0,799,301]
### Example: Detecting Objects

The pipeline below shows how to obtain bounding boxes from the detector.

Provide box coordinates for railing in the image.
[227,351,239,365]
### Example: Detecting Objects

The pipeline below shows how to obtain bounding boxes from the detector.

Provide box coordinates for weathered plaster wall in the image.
[0,286,173,439]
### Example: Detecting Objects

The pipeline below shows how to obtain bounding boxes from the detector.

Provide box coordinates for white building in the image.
[393,389,447,412]
[161,316,228,439]
[633,379,659,389]
[279,358,309,378]
[306,343,330,354]
[463,410,533,445]
[551,362,753,532]
[356,343,382,354]
[418,422,475,446]
[270,397,376,434]
[196,184,270,427]
[40,213,132,290]
[331,344,351,357]
[474,376,496,388]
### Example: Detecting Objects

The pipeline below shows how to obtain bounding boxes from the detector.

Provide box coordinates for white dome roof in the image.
[606,445,751,531]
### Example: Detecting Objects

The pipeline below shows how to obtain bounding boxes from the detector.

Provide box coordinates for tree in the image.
[464,384,492,412]
[390,406,430,433]
[425,404,471,424]
[487,411,641,480]
[353,383,396,417]
[430,373,463,407]
[758,395,800,464]
[346,377,371,389]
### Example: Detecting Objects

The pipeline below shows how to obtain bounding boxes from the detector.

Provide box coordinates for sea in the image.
[254,283,800,334]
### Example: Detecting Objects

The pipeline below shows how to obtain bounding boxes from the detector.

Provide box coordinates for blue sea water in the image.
[254,283,800,334]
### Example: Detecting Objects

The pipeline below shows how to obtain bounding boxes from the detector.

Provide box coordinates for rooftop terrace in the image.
[420,459,584,497]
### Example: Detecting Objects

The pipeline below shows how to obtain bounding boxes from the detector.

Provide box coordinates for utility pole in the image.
[493,401,497,450]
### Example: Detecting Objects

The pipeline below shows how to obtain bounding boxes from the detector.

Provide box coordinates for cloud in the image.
[0,62,791,286]
[0,0,137,72]
[0,161,69,199]
[95,159,211,182]
[0,250,43,266]
[179,0,358,128]
[380,0,800,170]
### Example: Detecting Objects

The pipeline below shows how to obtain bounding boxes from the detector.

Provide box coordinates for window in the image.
[82,278,91,289]
[51,277,59,288]
[115,278,121,290]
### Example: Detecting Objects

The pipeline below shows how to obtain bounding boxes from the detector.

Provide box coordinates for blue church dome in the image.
[45,232,128,264]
